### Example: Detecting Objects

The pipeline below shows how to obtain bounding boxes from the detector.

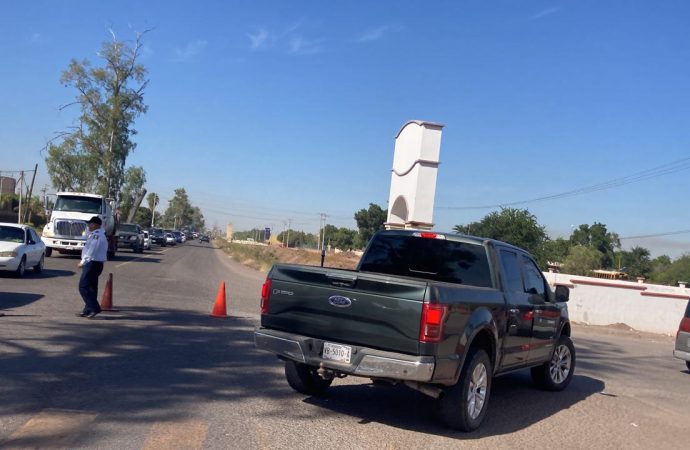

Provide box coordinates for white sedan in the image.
[0,222,46,277]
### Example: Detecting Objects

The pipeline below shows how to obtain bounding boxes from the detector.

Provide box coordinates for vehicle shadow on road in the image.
[303,371,604,438]
[38,269,76,278]
[0,292,44,310]
[108,254,163,263]
[0,307,293,448]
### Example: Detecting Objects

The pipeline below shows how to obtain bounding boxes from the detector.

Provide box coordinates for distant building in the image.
[226,224,234,241]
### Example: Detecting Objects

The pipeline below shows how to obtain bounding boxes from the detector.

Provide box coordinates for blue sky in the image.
[1,1,689,256]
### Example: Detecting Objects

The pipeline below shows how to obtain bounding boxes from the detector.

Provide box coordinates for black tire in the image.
[685,361,690,372]
[284,361,333,395]
[107,250,115,260]
[439,348,492,432]
[15,256,26,278]
[33,254,44,273]
[45,247,53,257]
[531,335,576,391]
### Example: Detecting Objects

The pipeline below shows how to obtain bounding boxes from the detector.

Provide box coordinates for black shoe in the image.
[86,311,100,319]
[76,312,89,317]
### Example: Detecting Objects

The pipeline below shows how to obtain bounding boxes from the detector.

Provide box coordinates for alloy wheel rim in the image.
[549,344,572,384]
[467,362,488,419]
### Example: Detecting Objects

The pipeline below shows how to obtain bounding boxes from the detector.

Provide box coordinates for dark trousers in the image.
[79,261,104,314]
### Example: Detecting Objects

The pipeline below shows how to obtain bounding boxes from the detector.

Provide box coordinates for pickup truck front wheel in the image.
[438,348,492,432]
[284,361,333,395]
[531,335,576,391]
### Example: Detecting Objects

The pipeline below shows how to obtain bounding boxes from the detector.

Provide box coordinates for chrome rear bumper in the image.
[254,328,435,382]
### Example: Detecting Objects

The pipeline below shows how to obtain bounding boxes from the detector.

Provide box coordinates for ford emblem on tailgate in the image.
[328,295,352,307]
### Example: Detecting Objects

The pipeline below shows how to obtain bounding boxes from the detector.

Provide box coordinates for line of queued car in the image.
[1,221,210,279]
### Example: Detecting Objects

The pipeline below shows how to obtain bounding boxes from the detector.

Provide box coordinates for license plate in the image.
[322,342,352,363]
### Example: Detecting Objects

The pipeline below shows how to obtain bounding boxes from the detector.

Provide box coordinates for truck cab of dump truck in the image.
[41,192,118,259]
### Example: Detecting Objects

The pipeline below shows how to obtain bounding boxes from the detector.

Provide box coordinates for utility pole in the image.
[286,219,292,248]
[41,185,48,214]
[24,164,38,224]
[320,213,328,252]
[17,171,24,224]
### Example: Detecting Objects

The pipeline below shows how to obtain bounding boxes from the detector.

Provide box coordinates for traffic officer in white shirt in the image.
[77,216,108,318]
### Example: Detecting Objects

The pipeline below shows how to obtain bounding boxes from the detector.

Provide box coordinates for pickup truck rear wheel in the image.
[438,348,492,432]
[531,335,576,391]
[284,361,333,395]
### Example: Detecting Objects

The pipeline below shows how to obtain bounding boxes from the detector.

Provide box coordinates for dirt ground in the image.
[268,246,361,270]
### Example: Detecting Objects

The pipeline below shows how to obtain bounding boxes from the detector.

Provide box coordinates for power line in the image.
[620,229,690,240]
[437,156,690,211]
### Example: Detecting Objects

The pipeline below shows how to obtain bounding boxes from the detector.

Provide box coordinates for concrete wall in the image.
[544,271,689,335]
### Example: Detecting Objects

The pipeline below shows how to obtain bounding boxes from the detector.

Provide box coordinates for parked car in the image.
[172,231,183,244]
[199,235,210,243]
[164,232,176,246]
[143,231,151,250]
[0,222,46,277]
[674,301,690,371]
[117,223,145,253]
[149,227,167,246]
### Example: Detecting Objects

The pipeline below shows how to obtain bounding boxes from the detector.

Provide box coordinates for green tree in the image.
[119,166,147,222]
[132,207,153,229]
[277,230,318,248]
[649,255,673,282]
[188,206,205,232]
[650,254,690,286]
[614,246,652,279]
[562,245,602,275]
[570,223,620,268]
[45,32,149,198]
[161,188,204,230]
[454,208,547,265]
[323,224,357,251]
[541,238,572,264]
[354,203,387,248]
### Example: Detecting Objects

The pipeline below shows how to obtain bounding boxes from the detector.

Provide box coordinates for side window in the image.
[521,256,546,297]
[499,250,523,293]
[29,229,39,243]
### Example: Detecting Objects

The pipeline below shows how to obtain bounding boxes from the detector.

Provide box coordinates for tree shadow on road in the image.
[0,307,288,448]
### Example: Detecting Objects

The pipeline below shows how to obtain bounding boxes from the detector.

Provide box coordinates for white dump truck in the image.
[42,192,118,259]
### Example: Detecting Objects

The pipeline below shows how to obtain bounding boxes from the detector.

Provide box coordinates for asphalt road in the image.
[1,242,688,449]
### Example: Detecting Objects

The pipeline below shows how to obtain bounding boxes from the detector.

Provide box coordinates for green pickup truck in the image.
[255,230,574,431]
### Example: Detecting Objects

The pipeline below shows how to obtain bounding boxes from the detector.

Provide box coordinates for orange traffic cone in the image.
[210,281,228,318]
[100,273,117,312]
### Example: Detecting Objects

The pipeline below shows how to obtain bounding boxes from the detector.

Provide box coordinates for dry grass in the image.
[216,240,361,273]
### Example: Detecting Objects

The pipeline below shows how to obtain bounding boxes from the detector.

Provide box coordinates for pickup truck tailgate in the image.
[261,264,427,355]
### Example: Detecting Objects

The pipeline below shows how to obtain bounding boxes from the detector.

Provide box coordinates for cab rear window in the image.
[358,234,492,288]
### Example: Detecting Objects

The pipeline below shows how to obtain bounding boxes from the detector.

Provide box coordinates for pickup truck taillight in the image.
[260,278,272,315]
[419,303,448,343]
[679,316,690,335]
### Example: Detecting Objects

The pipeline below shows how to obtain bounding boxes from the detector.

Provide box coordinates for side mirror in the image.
[555,285,570,302]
